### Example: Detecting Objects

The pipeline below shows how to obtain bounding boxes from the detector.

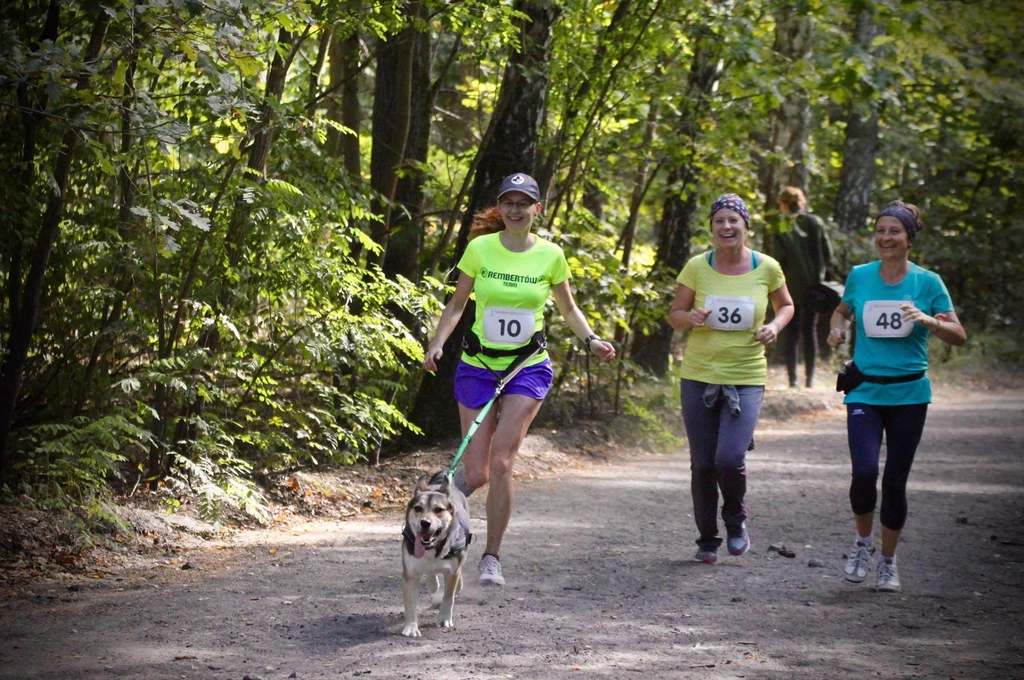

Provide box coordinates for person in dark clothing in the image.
[775,187,834,388]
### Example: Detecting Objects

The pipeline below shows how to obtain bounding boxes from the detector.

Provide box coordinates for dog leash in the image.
[447,343,546,481]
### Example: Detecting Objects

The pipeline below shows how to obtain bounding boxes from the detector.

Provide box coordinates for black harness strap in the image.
[462,329,546,359]
[461,330,547,383]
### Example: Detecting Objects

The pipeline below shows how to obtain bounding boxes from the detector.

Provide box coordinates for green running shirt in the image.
[457,233,570,371]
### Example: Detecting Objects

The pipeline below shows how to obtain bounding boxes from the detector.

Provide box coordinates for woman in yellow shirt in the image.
[668,193,794,564]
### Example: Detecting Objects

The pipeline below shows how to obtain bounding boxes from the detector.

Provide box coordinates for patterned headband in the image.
[876,205,919,243]
[710,193,750,226]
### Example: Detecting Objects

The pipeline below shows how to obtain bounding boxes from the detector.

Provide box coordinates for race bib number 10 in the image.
[863,300,914,338]
[704,295,756,331]
[483,306,536,345]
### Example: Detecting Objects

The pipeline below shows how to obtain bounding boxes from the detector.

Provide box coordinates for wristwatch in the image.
[584,334,600,351]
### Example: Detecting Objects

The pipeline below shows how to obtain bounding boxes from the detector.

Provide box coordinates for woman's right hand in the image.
[689,307,711,328]
[827,328,846,348]
[423,345,443,372]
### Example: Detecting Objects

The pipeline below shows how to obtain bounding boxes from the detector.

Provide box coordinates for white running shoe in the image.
[727,523,750,556]
[844,541,874,583]
[478,554,505,586]
[876,557,901,592]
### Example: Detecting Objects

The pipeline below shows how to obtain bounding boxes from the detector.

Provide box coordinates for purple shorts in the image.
[454,359,554,409]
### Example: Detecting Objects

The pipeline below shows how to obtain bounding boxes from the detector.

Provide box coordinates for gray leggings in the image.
[680,379,764,550]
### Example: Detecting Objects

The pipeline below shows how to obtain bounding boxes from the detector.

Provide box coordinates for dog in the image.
[401,470,472,637]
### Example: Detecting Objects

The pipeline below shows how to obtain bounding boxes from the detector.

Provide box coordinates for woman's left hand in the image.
[590,339,617,363]
[753,322,779,347]
[899,303,940,332]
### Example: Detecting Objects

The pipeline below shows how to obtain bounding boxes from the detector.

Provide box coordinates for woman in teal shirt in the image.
[827,201,966,593]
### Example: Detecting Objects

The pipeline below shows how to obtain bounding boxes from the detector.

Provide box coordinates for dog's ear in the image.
[437,475,451,495]
[415,473,430,492]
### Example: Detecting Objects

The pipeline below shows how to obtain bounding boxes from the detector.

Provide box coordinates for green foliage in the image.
[12,412,149,528]
[617,394,685,454]
[166,452,270,527]
[0,1,435,522]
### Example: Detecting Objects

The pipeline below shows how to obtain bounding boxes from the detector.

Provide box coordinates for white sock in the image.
[856,534,874,547]
[880,554,895,564]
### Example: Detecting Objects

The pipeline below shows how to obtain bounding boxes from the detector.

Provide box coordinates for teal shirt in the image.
[842,261,954,405]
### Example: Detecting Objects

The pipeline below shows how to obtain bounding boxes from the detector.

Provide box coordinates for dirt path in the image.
[3,391,1023,679]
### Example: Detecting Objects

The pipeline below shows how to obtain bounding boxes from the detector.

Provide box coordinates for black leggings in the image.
[847,402,929,531]
[783,303,818,385]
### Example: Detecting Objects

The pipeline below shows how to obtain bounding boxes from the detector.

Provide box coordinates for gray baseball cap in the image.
[497,173,541,202]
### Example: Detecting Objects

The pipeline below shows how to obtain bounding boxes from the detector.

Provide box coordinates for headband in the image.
[876,205,919,243]
[710,193,750,226]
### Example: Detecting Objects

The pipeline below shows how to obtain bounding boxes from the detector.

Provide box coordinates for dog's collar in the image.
[402,525,417,554]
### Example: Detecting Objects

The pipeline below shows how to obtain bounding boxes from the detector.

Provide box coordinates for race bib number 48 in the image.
[863,300,914,338]
[704,295,755,331]
[483,306,536,345]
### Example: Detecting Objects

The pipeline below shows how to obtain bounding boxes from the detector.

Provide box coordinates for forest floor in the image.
[1,365,1023,678]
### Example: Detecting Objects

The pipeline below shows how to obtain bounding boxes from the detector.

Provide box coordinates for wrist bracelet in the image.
[584,334,600,351]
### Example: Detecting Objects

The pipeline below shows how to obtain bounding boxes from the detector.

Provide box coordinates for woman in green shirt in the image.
[668,193,794,564]
[423,173,616,586]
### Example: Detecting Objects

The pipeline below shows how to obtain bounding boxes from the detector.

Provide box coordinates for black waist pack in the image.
[836,361,866,394]
[836,361,925,395]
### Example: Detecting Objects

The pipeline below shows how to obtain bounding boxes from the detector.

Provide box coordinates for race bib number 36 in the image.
[704,295,755,331]
[483,306,536,345]
[863,300,914,338]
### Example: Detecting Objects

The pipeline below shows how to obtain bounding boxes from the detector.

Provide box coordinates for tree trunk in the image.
[0,9,111,485]
[307,28,331,115]
[834,106,879,233]
[453,1,558,263]
[407,0,558,443]
[223,28,294,275]
[833,5,882,233]
[368,1,420,263]
[615,97,661,348]
[6,2,61,329]
[326,20,362,178]
[383,21,433,282]
[80,12,142,413]
[630,29,721,377]
[760,1,814,253]
[620,94,660,272]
